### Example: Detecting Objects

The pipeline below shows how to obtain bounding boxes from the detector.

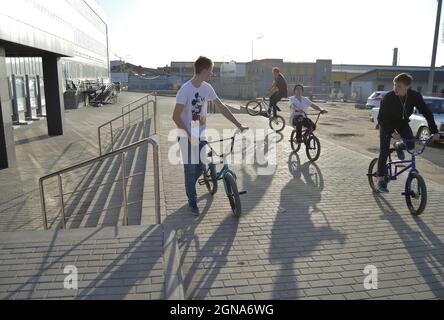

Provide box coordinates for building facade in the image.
[351,69,444,103]
[331,64,444,102]
[0,0,109,168]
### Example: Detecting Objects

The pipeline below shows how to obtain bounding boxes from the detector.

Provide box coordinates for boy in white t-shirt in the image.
[172,56,248,216]
[290,84,327,143]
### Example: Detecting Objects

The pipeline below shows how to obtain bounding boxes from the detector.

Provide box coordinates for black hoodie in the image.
[377,89,438,135]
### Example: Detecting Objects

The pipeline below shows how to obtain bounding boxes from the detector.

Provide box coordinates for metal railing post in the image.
[39,179,48,230]
[58,175,66,229]
[110,122,114,152]
[154,93,158,134]
[148,137,161,224]
[142,103,146,138]
[98,127,102,156]
[121,152,129,226]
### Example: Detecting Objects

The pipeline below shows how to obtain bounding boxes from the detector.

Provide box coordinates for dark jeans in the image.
[377,125,415,177]
[178,137,206,205]
[269,92,282,116]
[293,116,315,141]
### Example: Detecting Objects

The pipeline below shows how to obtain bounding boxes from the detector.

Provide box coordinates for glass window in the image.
[24,57,30,75]
[377,84,385,91]
[19,58,25,75]
[15,77,26,112]
[5,58,12,76]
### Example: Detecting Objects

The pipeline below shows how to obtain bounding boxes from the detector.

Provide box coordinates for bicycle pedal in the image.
[198,179,207,185]
[239,191,247,195]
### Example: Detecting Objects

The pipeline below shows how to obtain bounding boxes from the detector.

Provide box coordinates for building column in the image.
[10,74,20,124]
[24,74,33,120]
[36,75,43,117]
[42,53,65,136]
[0,46,17,169]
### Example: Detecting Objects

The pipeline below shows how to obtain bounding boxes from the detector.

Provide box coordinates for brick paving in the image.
[0,94,443,300]
[0,225,165,300]
[157,96,444,300]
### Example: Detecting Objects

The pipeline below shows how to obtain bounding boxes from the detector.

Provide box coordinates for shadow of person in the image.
[372,193,444,298]
[237,131,278,215]
[182,215,240,299]
[269,154,346,299]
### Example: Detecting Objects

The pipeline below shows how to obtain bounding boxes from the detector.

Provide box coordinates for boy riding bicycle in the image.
[376,73,439,193]
[290,84,327,143]
[267,67,288,117]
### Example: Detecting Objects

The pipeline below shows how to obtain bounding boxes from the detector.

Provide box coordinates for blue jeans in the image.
[179,138,206,205]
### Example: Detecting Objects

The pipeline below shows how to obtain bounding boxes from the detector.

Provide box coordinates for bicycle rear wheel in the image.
[290,130,302,152]
[224,172,242,218]
[246,100,262,116]
[306,135,321,162]
[405,171,427,216]
[367,158,380,193]
[269,115,286,132]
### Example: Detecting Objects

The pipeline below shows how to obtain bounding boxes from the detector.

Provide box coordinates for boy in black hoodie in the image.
[377,73,439,193]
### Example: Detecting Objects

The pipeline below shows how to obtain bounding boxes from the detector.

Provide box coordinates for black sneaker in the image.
[394,142,405,160]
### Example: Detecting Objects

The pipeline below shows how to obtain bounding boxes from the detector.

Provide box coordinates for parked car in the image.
[366,91,389,110]
[370,96,444,142]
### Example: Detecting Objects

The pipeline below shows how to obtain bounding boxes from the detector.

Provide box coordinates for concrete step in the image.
[0,224,184,300]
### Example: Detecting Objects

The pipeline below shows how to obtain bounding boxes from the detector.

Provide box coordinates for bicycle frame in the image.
[293,111,322,137]
[203,134,239,193]
[259,97,281,117]
[386,137,430,181]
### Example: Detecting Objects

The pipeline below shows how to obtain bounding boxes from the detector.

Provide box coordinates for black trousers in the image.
[293,116,315,140]
[377,125,415,177]
[269,92,282,116]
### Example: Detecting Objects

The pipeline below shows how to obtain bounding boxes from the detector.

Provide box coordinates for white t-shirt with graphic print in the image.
[176,80,219,139]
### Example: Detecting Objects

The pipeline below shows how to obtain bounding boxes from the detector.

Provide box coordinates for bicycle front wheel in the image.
[290,130,301,152]
[269,115,286,132]
[246,100,262,116]
[306,135,321,162]
[203,168,218,195]
[367,158,380,193]
[224,172,242,218]
[405,171,427,216]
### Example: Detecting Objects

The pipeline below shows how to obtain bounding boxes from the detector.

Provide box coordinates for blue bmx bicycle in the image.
[198,130,248,218]
[367,136,433,216]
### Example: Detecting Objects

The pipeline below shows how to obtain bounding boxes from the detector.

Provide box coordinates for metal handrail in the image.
[121,93,158,135]
[39,137,161,230]
[98,95,157,155]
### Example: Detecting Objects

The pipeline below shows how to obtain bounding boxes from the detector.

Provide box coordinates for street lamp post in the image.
[251,35,264,61]
[427,0,442,95]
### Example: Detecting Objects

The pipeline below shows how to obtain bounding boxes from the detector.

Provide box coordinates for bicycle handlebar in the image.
[296,110,324,125]
[401,136,432,156]
[202,128,248,158]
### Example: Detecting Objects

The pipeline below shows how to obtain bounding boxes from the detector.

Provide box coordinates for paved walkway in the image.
[157,96,444,300]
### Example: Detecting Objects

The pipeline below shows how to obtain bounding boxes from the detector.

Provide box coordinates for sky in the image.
[99,0,444,69]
